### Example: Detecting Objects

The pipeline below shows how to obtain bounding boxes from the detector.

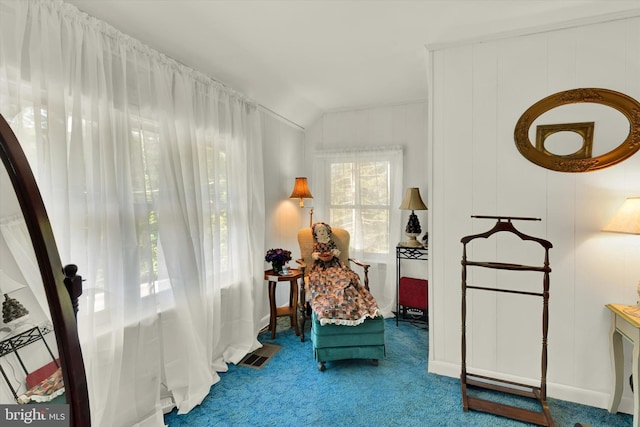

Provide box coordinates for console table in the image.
[606,303,640,427]
[395,244,428,326]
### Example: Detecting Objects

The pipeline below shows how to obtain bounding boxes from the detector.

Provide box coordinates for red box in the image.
[399,277,427,310]
[26,359,60,389]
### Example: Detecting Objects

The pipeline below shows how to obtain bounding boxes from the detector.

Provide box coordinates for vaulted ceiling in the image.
[64,1,640,128]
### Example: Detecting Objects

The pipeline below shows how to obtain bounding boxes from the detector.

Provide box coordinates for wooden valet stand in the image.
[460,215,554,426]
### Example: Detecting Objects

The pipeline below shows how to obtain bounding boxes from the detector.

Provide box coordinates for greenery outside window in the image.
[315,147,403,264]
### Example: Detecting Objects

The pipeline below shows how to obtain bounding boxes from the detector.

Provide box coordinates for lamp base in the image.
[626,280,640,317]
[402,233,423,248]
[2,314,30,335]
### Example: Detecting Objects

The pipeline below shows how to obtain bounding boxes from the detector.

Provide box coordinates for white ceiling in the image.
[64,0,640,128]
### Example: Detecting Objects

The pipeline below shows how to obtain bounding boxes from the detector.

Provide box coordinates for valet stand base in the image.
[461,373,554,427]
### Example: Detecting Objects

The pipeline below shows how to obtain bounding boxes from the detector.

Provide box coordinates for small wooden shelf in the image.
[264,269,302,339]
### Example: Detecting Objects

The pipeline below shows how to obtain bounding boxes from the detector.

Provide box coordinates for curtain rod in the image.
[258,104,305,131]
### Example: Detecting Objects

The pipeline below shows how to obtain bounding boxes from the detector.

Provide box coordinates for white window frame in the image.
[313,146,403,264]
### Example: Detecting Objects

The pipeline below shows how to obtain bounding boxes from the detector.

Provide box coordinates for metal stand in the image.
[0,326,58,401]
[460,215,554,426]
[395,244,428,326]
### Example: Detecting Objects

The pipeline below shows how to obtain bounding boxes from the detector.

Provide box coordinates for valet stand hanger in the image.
[460,215,554,426]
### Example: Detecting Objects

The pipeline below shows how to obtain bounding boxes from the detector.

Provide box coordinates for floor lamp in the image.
[290,177,314,227]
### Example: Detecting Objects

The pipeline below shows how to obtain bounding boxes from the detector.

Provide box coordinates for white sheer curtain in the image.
[312,147,403,316]
[0,1,266,426]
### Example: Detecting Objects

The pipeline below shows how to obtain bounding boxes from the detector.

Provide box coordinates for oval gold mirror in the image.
[0,115,90,426]
[514,88,640,172]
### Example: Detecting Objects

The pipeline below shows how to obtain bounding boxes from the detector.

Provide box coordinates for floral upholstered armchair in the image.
[296,223,385,371]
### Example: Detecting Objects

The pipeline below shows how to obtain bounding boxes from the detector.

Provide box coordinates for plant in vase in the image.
[265,248,292,274]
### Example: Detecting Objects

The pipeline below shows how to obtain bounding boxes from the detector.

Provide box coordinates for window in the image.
[6,106,234,313]
[315,147,403,263]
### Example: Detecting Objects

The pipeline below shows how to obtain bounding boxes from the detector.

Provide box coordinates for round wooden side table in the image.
[264,268,302,339]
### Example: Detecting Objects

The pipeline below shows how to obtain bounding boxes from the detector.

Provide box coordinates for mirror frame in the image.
[514,88,640,172]
[0,115,90,426]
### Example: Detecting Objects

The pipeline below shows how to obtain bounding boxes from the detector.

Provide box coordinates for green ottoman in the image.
[311,311,385,371]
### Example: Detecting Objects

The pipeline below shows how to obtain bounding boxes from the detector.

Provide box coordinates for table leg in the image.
[634,331,640,427]
[298,279,307,342]
[396,249,400,326]
[608,313,623,413]
[290,279,299,336]
[268,280,277,339]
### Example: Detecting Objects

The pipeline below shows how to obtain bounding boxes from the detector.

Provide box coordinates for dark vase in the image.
[272,262,283,274]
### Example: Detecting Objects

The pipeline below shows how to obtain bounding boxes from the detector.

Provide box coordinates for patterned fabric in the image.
[17,367,65,404]
[309,248,381,326]
[313,241,338,257]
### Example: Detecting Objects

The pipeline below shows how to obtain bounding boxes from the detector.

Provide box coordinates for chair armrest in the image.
[348,258,369,269]
[348,258,370,290]
[295,258,307,276]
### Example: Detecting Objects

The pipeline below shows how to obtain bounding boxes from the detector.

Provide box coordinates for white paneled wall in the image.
[428,15,640,412]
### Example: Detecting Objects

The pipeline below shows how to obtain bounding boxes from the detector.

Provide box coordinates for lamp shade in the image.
[399,188,427,211]
[603,197,640,234]
[290,177,313,207]
[0,269,26,295]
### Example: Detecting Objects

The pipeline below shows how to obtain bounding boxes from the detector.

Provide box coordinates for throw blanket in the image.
[309,257,381,326]
[17,367,65,404]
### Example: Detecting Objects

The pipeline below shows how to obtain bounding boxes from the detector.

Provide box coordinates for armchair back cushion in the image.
[297,226,350,276]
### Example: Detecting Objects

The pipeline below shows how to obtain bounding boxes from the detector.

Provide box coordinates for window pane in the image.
[359,161,390,206]
[328,157,392,256]
[361,209,389,253]
[330,162,354,205]
[330,208,354,234]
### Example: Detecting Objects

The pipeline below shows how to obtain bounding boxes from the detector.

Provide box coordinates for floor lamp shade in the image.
[289,177,313,208]
[290,177,315,226]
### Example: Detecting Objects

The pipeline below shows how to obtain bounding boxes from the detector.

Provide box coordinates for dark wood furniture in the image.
[460,215,553,426]
[264,269,302,339]
[0,114,90,425]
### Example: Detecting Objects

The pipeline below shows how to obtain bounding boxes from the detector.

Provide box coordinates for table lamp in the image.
[602,197,640,316]
[399,187,428,247]
[290,177,314,226]
[0,269,29,326]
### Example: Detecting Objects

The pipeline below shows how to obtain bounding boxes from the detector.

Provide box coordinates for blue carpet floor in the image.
[164,318,631,426]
